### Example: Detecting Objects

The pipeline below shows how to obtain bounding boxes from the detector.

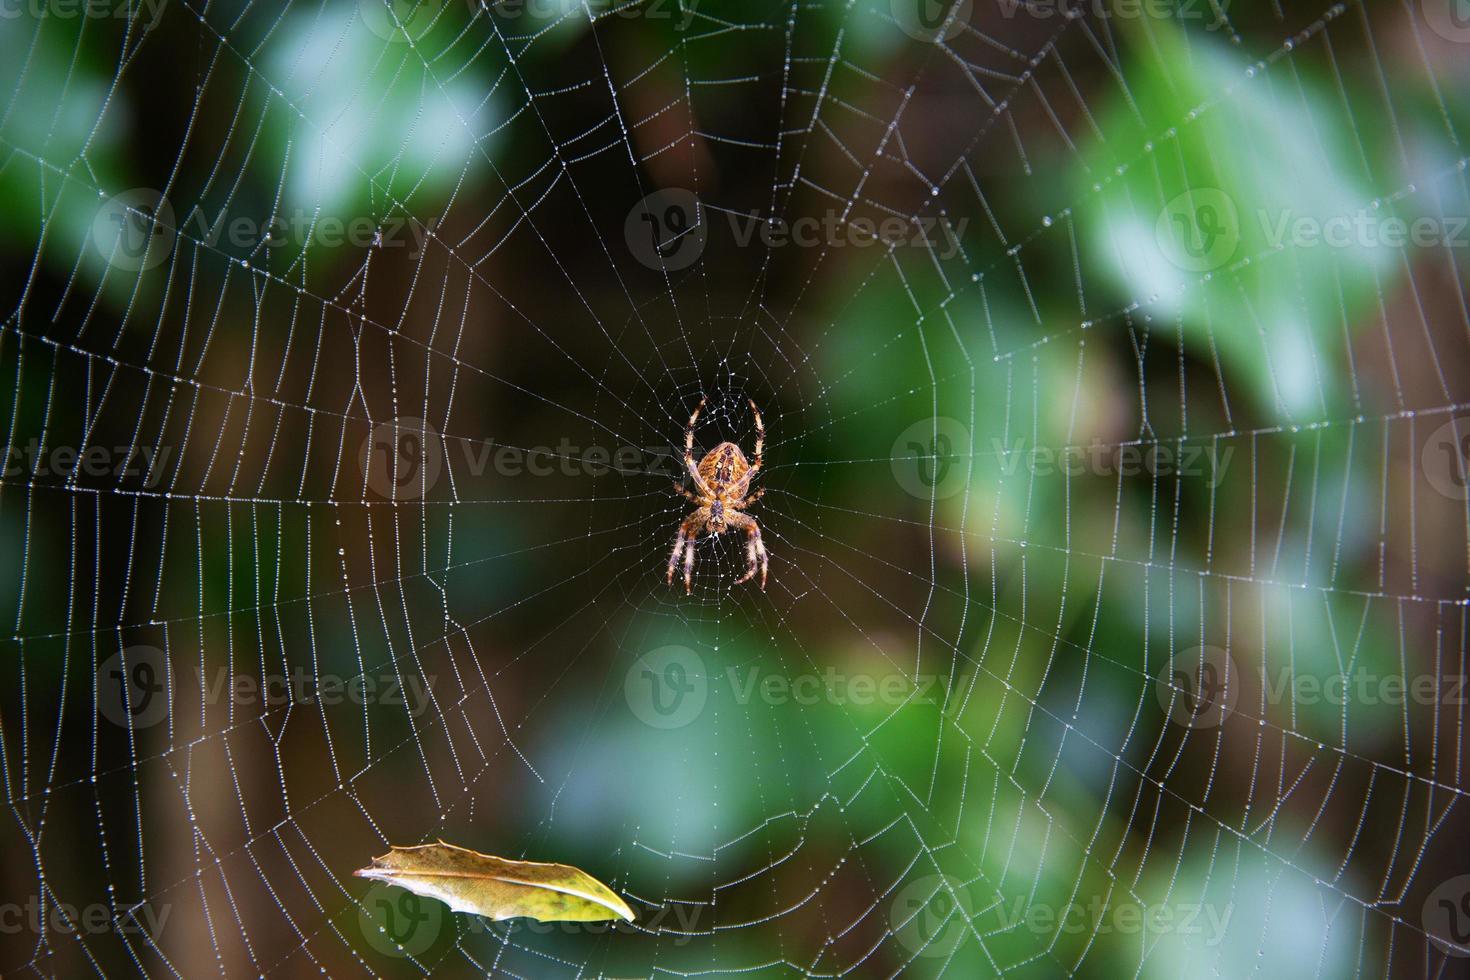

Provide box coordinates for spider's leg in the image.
[665,527,686,587]
[672,482,701,504]
[687,395,707,434]
[667,509,707,592]
[682,537,696,595]
[748,398,764,470]
[725,399,765,500]
[730,513,768,591]
[733,487,764,509]
[683,396,715,497]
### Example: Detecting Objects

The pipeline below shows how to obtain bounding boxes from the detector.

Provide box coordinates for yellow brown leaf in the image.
[354,841,635,924]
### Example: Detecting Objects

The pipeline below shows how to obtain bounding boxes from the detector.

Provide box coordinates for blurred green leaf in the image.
[258,4,499,257]
[1073,22,1397,421]
[0,17,132,295]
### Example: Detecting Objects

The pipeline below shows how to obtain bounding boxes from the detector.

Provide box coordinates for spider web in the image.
[1,0,1469,976]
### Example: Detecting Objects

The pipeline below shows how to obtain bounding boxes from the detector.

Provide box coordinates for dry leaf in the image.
[354,841,635,924]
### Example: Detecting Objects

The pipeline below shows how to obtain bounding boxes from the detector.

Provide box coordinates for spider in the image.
[666,396,769,595]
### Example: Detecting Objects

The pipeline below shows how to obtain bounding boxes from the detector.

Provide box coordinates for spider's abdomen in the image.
[698,442,749,493]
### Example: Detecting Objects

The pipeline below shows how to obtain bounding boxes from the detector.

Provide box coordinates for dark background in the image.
[1,0,1468,976]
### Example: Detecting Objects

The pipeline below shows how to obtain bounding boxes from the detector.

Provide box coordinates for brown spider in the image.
[666,396,769,594]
